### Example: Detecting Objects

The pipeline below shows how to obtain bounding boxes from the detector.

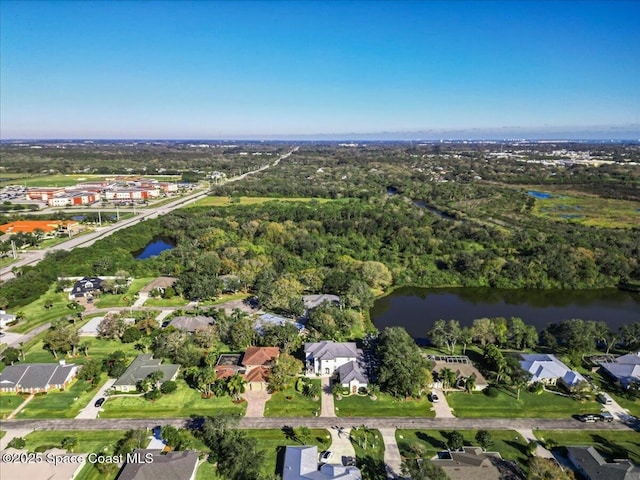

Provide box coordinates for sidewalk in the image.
[7,394,34,420]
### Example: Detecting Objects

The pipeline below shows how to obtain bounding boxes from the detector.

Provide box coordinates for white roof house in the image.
[599,352,640,389]
[520,354,586,388]
[283,446,361,480]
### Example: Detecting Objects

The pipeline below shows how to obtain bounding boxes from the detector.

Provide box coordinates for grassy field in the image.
[24,429,129,453]
[195,461,221,480]
[396,429,530,469]
[94,277,153,308]
[100,380,247,418]
[198,292,251,306]
[245,428,331,477]
[527,189,640,228]
[264,381,321,417]
[189,196,335,208]
[16,378,107,418]
[336,393,435,418]
[446,387,601,418]
[350,427,387,480]
[8,284,78,334]
[17,174,180,188]
[143,296,190,307]
[0,393,28,419]
[534,430,640,464]
[75,463,119,480]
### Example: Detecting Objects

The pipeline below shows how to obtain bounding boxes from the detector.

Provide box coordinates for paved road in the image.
[2,416,636,432]
[5,322,51,348]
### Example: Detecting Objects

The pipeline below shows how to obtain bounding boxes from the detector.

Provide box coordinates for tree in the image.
[464,375,476,394]
[226,373,246,401]
[268,353,302,392]
[401,459,449,480]
[446,431,464,451]
[2,347,20,365]
[475,430,493,451]
[471,318,495,347]
[344,279,375,311]
[122,326,142,343]
[459,327,473,355]
[161,380,177,394]
[439,367,457,391]
[97,315,127,340]
[297,426,312,445]
[61,436,78,453]
[78,358,103,382]
[377,327,431,398]
[360,260,393,289]
[527,457,575,480]
[43,321,79,358]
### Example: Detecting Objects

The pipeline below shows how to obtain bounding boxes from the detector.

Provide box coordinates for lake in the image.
[371,286,640,342]
[133,237,175,259]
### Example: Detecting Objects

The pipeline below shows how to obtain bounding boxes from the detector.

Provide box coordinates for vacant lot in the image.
[264,381,321,417]
[447,387,601,418]
[100,379,246,418]
[24,429,129,453]
[336,393,435,417]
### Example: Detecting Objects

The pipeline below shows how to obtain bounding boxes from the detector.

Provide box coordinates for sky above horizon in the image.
[1,0,639,139]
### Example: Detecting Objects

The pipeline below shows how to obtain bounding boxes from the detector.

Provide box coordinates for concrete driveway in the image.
[244,389,271,417]
[321,377,336,417]
[75,378,115,419]
[601,394,636,422]
[380,428,403,479]
[432,389,455,418]
[327,426,355,465]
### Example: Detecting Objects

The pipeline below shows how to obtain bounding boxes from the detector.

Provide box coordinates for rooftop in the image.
[113,354,180,387]
[116,449,200,480]
[305,341,359,361]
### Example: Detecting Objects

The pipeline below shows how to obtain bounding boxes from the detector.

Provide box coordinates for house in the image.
[283,446,362,480]
[598,352,640,389]
[168,315,215,332]
[0,309,17,328]
[567,446,640,480]
[302,294,341,312]
[429,355,489,391]
[430,447,511,480]
[0,361,79,393]
[519,354,587,389]
[0,448,86,479]
[215,353,245,380]
[117,449,199,480]
[305,341,359,376]
[112,354,180,392]
[336,360,368,394]
[70,276,104,299]
[242,346,279,391]
[257,313,305,333]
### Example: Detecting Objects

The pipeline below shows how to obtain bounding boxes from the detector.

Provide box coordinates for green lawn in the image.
[396,429,530,469]
[0,430,6,439]
[534,430,640,465]
[350,427,386,480]
[94,277,153,308]
[195,461,222,480]
[16,378,108,418]
[245,429,331,477]
[8,284,79,334]
[447,387,601,418]
[197,292,251,306]
[100,379,246,418]
[611,393,640,418]
[75,463,119,480]
[144,296,190,307]
[0,394,27,419]
[24,429,129,453]
[264,381,321,417]
[336,393,435,417]
[23,335,141,366]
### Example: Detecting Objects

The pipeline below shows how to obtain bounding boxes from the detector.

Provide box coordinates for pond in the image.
[133,237,175,260]
[527,191,554,199]
[386,187,457,220]
[371,286,640,342]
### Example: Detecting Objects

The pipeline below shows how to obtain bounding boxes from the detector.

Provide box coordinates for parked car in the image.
[599,412,614,422]
[320,450,333,463]
[578,414,599,423]
[94,397,106,408]
[597,392,614,405]
[430,391,440,403]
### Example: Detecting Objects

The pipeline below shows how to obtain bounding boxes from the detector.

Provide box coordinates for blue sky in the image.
[1,0,639,139]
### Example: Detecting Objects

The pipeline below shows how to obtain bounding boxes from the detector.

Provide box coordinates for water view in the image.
[371,286,640,342]
[133,237,175,259]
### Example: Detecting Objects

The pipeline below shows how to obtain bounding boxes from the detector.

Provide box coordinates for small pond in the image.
[133,237,175,260]
[527,191,553,199]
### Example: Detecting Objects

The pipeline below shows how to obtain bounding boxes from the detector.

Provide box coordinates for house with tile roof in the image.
[567,446,640,480]
[112,354,180,392]
[598,352,640,389]
[242,346,279,391]
[0,361,79,393]
[519,353,587,390]
[283,446,362,480]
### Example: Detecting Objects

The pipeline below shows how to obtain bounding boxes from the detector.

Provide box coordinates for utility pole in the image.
[98,210,102,226]
[11,240,17,259]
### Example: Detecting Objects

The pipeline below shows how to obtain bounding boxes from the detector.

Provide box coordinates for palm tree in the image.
[439,368,457,392]
[226,373,246,401]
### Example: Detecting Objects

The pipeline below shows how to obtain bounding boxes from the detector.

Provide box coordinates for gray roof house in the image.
[599,352,640,389]
[168,315,214,332]
[567,446,640,480]
[305,341,359,376]
[112,354,180,392]
[302,294,340,311]
[283,446,362,480]
[335,356,369,393]
[519,354,587,389]
[0,361,79,393]
[70,276,104,298]
[117,449,199,480]
[430,447,512,480]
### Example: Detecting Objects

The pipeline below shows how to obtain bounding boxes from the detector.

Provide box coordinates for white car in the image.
[430,391,440,403]
[320,450,333,463]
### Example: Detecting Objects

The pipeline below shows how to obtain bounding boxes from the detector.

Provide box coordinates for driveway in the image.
[244,389,271,417]
[380,428,403,479]
[321,377,336,417]
[75,378,116,419]
[516,428,554,459]
[600,394,636,422]
[328,426,355,465]
[432,389,455,418]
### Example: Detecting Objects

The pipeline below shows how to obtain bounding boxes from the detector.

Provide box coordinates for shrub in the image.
[145,387,162,400]
[484,386,500,398]
[161,380,177,394]
[121,326,142,343]
[7,437,26,449]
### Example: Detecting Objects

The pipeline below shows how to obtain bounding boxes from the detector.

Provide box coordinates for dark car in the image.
[94,397,106,408]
